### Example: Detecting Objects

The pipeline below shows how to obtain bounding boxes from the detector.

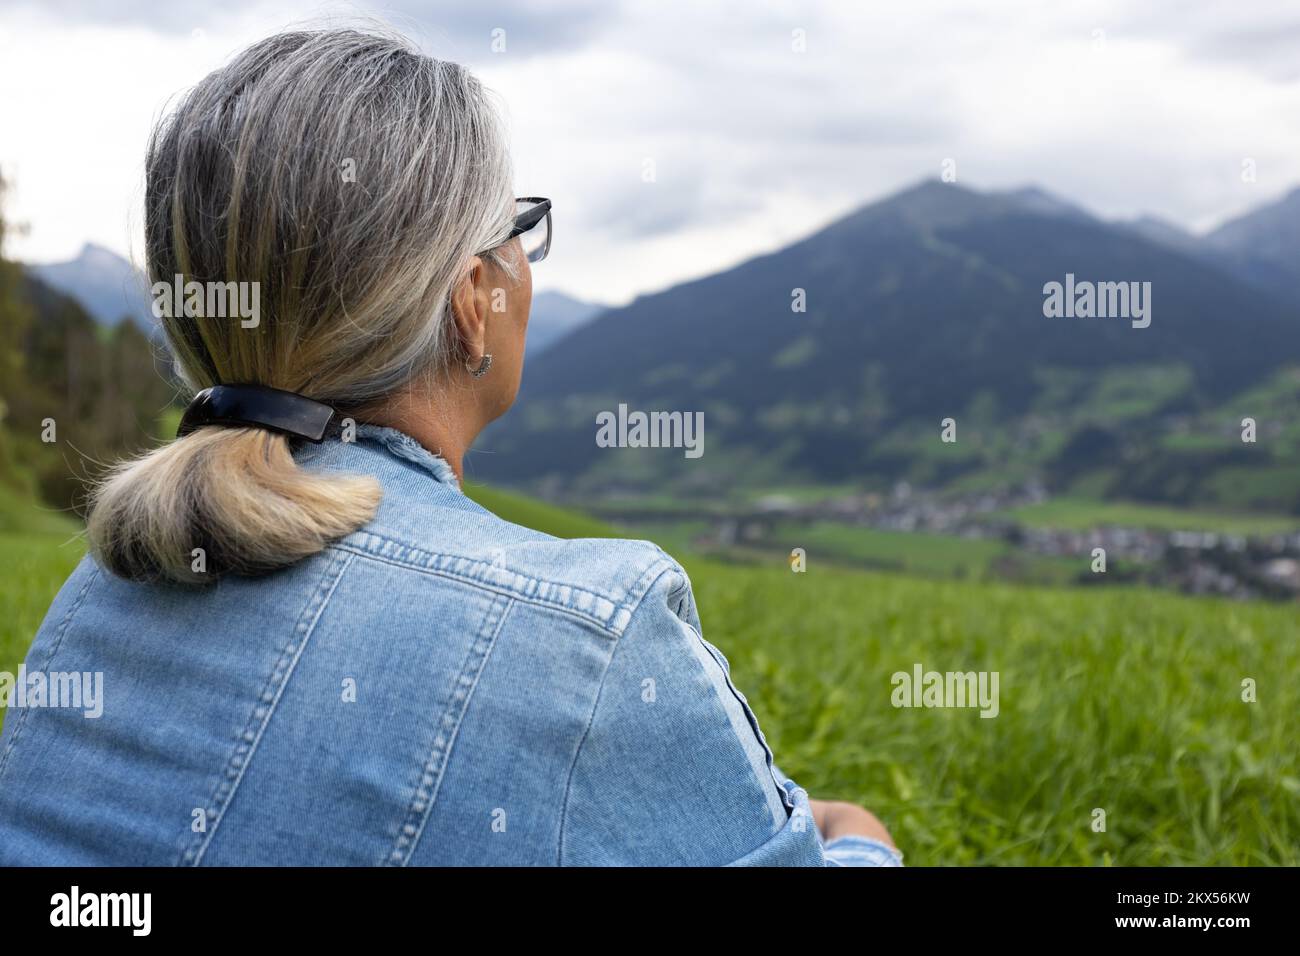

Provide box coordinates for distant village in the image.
[617,482,1300,601]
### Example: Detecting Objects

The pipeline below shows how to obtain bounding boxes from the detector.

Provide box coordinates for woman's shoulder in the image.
[302,429,695,634]
[342,496,694,639]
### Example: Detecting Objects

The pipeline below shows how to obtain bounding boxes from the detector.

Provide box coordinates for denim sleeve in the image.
[559,563,828,866]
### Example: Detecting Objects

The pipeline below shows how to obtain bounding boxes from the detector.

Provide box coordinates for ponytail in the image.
[86,428,380,584]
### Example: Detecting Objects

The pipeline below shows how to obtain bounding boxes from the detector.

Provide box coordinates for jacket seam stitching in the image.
[555,627,621,866]
[684,617,795,816]
[390,595,514,865]
[556,563,682,865]
[625,553,681,611]
[0,564,99,784]
[338,536,633,609]
[179,549,354,866]
[334,543,648,638]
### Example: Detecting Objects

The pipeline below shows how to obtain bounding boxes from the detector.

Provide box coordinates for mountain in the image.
[1204,187,1300,304]
[526,290,605,357]
[473,179,1300,511]
[1119,215,1206,259]
[27,244,602,353]
[998,186,1094,223]
[1117,198,1300,304]
[26,243,157,334]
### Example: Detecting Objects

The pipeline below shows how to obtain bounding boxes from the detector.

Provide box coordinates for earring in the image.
[467,353,493,378]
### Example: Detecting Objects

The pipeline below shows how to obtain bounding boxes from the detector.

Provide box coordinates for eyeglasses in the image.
[495,196,552,263]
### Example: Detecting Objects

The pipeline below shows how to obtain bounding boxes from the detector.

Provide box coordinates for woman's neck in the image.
[364,385,484,484]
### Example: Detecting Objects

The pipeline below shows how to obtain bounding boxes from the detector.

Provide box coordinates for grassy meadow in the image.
[0,482,85,708]
[1,483,1296,865]
[684,560,1298,865]
[999,497,1300,536]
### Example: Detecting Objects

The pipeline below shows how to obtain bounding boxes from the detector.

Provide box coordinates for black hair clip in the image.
[176,384,342,443]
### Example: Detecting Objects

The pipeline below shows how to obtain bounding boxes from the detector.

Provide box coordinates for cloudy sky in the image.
[1,0,1297,305]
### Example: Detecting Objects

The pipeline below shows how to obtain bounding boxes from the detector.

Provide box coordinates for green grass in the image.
[773,521,1010,577]
[769,521,1085,585]
[680,560,1299,865]
[1001,497,1300,536]
[0,531,87,726]
[3,485,1297,865]
[0,486,87,710]
[0,481,82,535]
[608,519,711,557]
[463,481,622,538]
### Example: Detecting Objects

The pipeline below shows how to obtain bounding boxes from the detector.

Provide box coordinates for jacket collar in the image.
[354,425,460,486]
[295,424,461,489]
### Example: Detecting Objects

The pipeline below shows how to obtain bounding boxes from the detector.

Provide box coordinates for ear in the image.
[449,255,490,366]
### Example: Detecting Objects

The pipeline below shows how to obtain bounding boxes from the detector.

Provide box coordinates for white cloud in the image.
[1,0,1297,305]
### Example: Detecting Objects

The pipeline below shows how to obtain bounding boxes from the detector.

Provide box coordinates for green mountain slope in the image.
[478,180,1300,511]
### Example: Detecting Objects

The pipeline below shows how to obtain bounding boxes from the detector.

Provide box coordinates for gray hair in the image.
[87,27,517,583]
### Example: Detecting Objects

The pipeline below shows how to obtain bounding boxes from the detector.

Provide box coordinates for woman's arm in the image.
[809,798,904,866]
[559,563,828,865]
[810,799,896,846]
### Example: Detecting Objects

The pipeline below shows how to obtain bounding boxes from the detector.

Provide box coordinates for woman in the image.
[0,28,899,867]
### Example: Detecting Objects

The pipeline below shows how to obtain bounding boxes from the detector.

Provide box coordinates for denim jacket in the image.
[0,426,900,867]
